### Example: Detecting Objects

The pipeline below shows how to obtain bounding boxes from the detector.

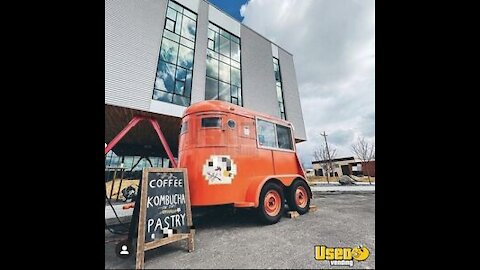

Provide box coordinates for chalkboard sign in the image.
[136,168,194,269]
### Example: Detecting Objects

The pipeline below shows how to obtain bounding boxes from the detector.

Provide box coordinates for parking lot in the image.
[105,193,375,269]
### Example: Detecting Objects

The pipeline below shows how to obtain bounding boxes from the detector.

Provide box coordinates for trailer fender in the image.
[244,174,305,208]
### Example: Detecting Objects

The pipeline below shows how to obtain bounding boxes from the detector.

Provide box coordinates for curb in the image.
[312,190,375,196]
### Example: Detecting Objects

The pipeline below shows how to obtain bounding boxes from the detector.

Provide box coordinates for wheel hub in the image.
[264,190,281,216]
[295,186,308,208]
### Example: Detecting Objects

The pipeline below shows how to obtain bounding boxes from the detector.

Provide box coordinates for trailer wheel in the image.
[258,182,284,224]
[287,180,310,214]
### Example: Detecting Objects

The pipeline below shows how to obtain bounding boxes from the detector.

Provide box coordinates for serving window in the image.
[256,118,294,151]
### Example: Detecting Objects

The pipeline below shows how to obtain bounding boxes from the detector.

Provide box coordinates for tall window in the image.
[152,0,197,107]
[273,57,286,120]
[205,23,242,106]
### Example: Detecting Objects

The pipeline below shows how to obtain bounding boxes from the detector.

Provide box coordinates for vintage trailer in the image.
[178,100,311,224]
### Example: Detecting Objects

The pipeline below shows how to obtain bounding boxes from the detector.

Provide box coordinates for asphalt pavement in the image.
[105,193,375,269]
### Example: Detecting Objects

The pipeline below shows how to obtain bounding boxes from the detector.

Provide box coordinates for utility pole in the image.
[320,131,332,184]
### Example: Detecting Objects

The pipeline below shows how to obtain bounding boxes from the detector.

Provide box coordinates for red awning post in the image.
[105,116,143,155]
[149,118,178,168]
[104,115,178,168]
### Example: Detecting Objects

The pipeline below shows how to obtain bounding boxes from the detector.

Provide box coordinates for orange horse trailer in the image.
[178,100,312,224]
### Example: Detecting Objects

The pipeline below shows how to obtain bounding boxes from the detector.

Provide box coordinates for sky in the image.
[210,0,375,169]
[208,0,246,21]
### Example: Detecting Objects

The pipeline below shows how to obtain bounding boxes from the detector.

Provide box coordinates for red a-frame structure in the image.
[104,115,178,168]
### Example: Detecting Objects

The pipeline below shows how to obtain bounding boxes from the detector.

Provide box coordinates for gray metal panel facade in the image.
[278,48,307,141]
[105,0,306,141]
[240,25,279,118]
[190,0,209,104]
[105,0,166,111]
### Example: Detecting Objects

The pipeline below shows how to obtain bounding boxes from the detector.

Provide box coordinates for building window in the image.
[273,57,286,120]
[152,0,197,107]
[205,23,242,106]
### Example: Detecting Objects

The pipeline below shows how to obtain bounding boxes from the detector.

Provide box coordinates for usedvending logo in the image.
[202,155,237,185]
[314,245,370,267]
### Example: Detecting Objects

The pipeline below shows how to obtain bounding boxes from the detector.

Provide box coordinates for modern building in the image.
[312,157,376,177]
[105,0,306,168]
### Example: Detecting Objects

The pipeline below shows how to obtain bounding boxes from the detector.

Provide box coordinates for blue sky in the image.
[208,0,248,21]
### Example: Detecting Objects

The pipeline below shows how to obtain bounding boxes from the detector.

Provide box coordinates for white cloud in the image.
[239,3,247,17]
[241,0,375,167]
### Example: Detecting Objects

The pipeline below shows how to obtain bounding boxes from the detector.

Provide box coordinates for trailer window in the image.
[276,124,293,150]
[257,119,277,148]
[227,119,236,129]
[201,117,221,128]
[180,121,188,134]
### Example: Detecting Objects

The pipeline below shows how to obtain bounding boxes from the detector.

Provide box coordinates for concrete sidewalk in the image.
[310,184,375,193]
[309,182,375,186]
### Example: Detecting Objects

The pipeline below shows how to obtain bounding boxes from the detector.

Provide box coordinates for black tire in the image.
[287,180,311,214]
[258,182,284,224]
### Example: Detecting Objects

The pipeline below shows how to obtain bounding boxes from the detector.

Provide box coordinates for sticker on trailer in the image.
[202,155,238,185]
[243,126,250,136]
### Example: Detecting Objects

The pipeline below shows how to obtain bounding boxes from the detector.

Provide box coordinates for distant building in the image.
[305,169,315,177]
[312,157,375,177]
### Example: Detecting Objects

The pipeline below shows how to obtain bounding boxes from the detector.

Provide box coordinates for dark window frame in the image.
[165,18,176,32]
[152,0,198,107]
[208,38,215,50]
[205,21,243,106]
[273,57,287,120]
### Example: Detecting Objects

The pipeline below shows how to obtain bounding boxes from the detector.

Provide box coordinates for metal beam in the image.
[149,118,178,168]
[105,116,143,155]
[104,115,178,168]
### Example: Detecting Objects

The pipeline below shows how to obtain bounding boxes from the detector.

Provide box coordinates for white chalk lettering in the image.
[147,214,186,233]
[147,196,153,208]
[164,215,170,228]
[154,218,163,232]
[148,178,184,188]
[180,213,185,226]
[146,194,186,208]
[164,214,184,228]
[147,218,155,233]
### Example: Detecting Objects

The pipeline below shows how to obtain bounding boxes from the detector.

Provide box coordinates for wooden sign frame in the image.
[136,168,195,269]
